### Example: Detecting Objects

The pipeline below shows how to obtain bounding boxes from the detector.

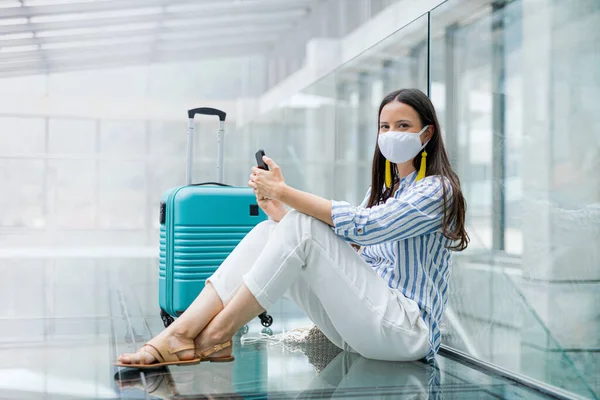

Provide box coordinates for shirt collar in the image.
[396,170,418,196]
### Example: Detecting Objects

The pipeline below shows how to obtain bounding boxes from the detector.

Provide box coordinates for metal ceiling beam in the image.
[0,5,308,35]
[0,35,273,64]
[0,0,320,78]
[0,43,268,77]
[2,0,180,18]
[1,0,315,19]
[0,23,293,48]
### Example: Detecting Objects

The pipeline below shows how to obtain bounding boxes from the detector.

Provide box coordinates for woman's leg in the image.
[117,220,278,365]
[166,219,278,338]
[194,210,430,362]
[167,219,278,338]
[206,219,279,305]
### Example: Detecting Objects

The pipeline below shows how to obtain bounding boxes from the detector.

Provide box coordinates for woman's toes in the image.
[118,354,131,364]
[117,348,156,365]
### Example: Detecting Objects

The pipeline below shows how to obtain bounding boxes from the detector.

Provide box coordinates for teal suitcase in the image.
[158,107,272,328]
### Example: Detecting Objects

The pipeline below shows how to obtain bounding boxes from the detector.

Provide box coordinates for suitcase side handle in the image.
[188,108,226,121]
[188,182,231,187]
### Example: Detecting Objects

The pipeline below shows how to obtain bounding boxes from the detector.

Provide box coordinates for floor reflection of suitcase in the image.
[158,107,273,329]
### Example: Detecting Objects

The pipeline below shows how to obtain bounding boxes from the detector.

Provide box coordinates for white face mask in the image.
[377,125,429,164]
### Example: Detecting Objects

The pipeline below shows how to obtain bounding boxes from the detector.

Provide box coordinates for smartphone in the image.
[255,149,269,171]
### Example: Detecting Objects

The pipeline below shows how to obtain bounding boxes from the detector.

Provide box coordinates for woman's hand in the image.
[249,155,334,227]
[256,195,288,222]
[248,156,287,201]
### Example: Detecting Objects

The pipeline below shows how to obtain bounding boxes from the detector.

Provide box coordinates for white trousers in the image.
[207,210,430,361]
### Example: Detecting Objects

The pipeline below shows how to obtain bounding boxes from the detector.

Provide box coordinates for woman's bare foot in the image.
[118,331,196,366]
[194,328,233,359]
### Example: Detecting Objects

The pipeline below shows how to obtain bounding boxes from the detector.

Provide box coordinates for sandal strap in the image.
[199,340,232,358]
[169,342,195,355]
[141,336,196,364]
[143,343,166,363]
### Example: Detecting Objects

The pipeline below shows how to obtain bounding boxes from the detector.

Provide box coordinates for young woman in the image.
[116,88,468,368]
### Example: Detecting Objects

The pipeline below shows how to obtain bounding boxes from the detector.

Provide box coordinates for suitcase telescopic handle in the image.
[187,108,226,121]
[186,107,227,185]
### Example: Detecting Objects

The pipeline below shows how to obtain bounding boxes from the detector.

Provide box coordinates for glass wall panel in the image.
[97,161,146,230]
[0,117,46,229]
[0,117,45,155]
[99,120,146,156]
[332,13,429,206]
[48,159,96,229]
[285,74,337,198]
[48,118,96,155]
[0,159,45,229]
[431,0,600,397]
[148,120,187,158]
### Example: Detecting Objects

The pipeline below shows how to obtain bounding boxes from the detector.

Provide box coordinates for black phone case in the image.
[255,149,269,170]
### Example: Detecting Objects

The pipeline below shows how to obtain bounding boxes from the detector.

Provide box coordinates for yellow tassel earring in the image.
[416,151,427,181]
[385,160,392,188]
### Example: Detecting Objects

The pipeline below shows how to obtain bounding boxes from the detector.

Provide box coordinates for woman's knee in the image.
[254,219,278,233]
[281,209,303,221]
[281,210,325,230]
[283,211,337,246]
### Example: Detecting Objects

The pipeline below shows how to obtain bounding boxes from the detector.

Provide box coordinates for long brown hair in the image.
[367,88,469,251]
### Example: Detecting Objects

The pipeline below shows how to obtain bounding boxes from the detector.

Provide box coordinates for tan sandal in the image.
[114,337,201,369]
[197,340,235,363]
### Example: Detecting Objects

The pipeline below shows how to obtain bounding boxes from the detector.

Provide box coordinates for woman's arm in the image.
[278,185,333,226]
[330,179,449,245]
[249,156,449,245]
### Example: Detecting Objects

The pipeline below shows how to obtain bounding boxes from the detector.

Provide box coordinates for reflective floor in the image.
[0,257,583,399]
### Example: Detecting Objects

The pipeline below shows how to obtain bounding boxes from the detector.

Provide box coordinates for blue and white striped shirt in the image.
[331,171,453,360]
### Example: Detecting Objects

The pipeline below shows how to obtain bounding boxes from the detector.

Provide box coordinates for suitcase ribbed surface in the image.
[159,225,253,279]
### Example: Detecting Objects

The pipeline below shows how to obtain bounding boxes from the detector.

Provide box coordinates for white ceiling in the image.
[0,0,322,77]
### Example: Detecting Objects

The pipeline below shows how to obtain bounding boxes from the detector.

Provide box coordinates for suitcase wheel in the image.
[259,312,273,327]
[160,309,175,328]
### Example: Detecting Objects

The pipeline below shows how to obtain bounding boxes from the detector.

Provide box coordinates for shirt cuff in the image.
[331,200,356,236]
